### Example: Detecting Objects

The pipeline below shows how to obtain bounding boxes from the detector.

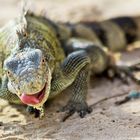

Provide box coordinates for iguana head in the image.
[4,31,52,108]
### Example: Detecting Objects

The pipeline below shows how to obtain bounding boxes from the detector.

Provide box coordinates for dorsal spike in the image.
[16,26,29,49]
[21,0,31,16]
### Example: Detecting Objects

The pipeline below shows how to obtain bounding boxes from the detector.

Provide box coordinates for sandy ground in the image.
[0,0,140,140]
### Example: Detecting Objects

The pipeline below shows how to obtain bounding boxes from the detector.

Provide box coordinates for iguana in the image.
[0,7,140,118]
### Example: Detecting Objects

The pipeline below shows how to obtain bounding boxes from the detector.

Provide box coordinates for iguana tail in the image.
[58,16,140,52]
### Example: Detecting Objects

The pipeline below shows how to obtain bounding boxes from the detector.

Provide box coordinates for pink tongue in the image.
[20,93,40,105]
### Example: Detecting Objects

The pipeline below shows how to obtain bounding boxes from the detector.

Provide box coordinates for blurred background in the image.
[0,1,140,139]
[0,0,140,26]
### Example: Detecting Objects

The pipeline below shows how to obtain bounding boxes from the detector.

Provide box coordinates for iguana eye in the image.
[42,58,45,63]
[39,58,46,68]
[7,71,10,74]
[7,70,12,76]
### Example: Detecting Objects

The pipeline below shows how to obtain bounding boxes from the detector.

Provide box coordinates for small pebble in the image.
[0,121,3,126]
[111,120,115,123]
[99,128,103,131]
[132,112,136,114]
[100,112,105,115]
[56,118,60,122]
[102,108,106,111]
[10,114,19,118]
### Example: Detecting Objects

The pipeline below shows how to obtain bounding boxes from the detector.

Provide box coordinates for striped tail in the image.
[61,16,140,52]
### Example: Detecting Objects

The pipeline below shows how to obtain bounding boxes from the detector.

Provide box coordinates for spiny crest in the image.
[16,0,32,48]
[18,0,30,31]
[16,26,28,40]
[16,26,29,49]
[18,0,34,30]
[0,0,32,51]
[21,0,31,17]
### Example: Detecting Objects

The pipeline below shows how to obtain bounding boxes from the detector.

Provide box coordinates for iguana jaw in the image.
[17,68,52,109]
[20,83,47,105]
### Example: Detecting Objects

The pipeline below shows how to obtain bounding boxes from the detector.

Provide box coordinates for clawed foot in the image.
[59,101,92,121]
[26,106,44,118]
[107,63,140,84]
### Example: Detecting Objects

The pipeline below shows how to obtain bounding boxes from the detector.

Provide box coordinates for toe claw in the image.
[26,106,41,118]
[79,107,92,118]
[60,101,91,121]
[62,110,75,122]
[26,106,35,114]
[87,107,92,113]
[79,110,86,118]
[34,110,40,118]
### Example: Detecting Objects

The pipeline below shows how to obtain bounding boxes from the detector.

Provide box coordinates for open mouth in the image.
[19,84,46,105]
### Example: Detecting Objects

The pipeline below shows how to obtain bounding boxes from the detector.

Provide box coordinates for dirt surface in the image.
[0,0,140,140]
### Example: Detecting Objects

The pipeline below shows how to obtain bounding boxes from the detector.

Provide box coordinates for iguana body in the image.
[0,11,140,118]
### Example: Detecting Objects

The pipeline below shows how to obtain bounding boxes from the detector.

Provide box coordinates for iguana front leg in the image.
[60,64,92,118]
[49,50,92,118]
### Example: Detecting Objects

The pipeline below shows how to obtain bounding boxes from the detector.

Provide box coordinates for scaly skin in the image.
[1,11,140,118]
